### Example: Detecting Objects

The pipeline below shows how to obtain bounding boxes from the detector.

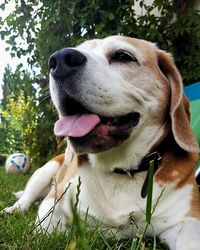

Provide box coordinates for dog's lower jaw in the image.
[88,124,166,173]
[68,122,133,154]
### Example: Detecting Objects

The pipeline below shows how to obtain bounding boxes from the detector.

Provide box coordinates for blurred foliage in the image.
[0,66,57,165]
[0,90,38,157]
[0,0,199,82]
[0,0,200,163]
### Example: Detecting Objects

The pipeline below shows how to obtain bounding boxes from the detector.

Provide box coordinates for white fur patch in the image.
[35,198,66,233]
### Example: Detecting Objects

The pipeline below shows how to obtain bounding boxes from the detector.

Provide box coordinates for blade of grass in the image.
[146,160,154,225]
[130,238,138,250]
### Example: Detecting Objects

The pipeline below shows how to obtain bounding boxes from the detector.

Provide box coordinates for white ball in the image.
[5,153,31,174]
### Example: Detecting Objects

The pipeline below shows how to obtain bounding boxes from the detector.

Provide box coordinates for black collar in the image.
[113,151,162,198]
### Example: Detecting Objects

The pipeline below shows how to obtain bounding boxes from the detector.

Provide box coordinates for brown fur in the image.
[46,155,78,201]
[52,154,65,166]
[156,50,199,153]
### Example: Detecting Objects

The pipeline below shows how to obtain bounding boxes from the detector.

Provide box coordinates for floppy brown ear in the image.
[157,49,199,153]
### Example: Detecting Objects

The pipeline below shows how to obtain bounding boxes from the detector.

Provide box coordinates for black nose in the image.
[48,48,87,80]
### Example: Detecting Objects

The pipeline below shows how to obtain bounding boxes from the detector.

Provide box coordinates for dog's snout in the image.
[48,48,87,79]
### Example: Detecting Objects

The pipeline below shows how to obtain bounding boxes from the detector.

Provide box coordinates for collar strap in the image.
[113,151,162,198]
[195,166,200,185]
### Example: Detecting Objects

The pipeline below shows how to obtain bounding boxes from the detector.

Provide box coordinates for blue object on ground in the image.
[190,99,200,146]
[184,82,200,145]
[184,81,200,101]
[184,82,200,180]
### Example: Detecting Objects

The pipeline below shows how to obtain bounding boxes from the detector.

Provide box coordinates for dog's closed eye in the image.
[109,50,137,64]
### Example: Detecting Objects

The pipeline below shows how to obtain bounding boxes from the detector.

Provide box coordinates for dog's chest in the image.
[65,165,144,223]
[65,164,193,235]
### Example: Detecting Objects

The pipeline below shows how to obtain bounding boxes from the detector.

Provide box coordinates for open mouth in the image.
[54,97,140,153]
[54,112,140,137]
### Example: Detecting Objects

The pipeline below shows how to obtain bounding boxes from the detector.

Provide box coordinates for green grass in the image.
[0,166,168,250]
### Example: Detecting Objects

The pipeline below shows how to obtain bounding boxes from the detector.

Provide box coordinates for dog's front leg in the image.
[160,218,200,250]
[35,178,76,234]
[35,195,67,234]
[35,155,78,233]
[3,160,60,214]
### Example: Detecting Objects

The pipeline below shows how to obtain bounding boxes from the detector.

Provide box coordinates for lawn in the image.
[0,166,168,250]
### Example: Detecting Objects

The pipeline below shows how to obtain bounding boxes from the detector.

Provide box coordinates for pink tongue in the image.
[54,114,100,138]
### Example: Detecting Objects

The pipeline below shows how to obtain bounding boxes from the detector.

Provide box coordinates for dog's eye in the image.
[109,51,137,64]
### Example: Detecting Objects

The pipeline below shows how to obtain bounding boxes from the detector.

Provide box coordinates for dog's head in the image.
[49,36,199,158]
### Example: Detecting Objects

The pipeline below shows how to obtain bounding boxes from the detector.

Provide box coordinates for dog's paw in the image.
[1,205,17,214]
[1,199,30,214]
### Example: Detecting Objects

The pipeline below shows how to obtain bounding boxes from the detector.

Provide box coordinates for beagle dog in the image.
[4,36,200,250]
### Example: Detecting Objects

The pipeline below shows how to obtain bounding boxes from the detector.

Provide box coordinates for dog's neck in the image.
[88,124,167,173]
